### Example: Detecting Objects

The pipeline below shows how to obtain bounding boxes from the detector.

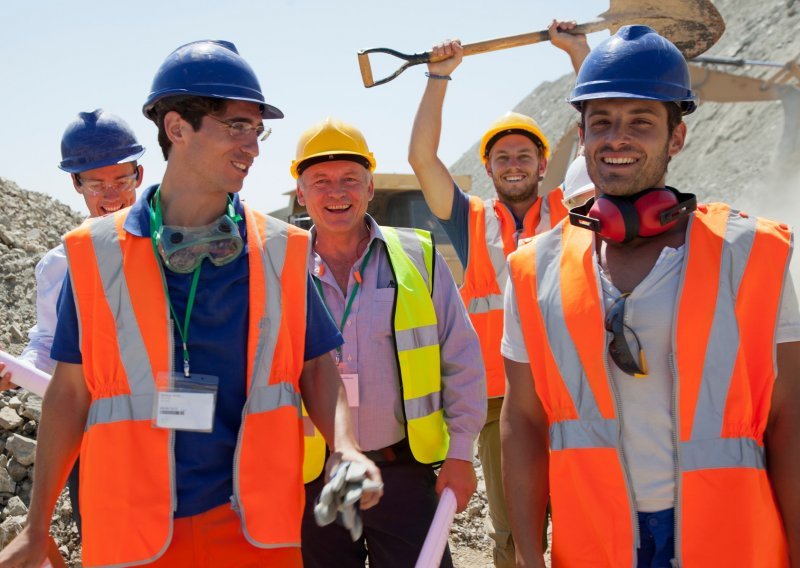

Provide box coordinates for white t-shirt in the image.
[502,244,800,512]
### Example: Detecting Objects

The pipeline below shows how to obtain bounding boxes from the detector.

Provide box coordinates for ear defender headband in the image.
[569,187,697,243]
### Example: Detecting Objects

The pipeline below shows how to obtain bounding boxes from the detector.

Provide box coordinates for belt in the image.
[363,438,411,464]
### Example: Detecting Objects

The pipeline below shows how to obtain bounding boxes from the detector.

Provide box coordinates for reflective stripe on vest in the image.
[508,203,792,567]
[303,227,447,482]
[66,204,309,566]
[382,226,448,464]
[461,188,567,398]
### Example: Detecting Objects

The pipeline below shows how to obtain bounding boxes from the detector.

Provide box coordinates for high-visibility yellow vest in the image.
[304,227,449,482]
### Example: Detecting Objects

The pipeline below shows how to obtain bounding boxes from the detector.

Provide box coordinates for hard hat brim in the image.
[59,148,146,174]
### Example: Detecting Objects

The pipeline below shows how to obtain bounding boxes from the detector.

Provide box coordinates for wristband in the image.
[425,72,452,81]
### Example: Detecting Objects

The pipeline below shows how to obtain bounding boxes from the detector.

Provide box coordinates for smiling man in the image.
[0,109,144,538]
[502,26,800,567]
[0,42,380,568]
[293,118,485,568]
[407,21,589,567]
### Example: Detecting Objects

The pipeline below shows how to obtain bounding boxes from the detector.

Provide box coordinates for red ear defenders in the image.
[568,187,697,243]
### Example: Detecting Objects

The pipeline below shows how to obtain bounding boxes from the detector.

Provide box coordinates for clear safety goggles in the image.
[76,170,139,197]
[154,214,243,274]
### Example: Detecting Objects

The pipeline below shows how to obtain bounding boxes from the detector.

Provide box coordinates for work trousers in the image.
[478,397,515,568]
[145,503,302,568]
[302,440,454,568]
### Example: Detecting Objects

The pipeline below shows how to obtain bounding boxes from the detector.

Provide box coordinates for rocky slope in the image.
[0,177,83,563]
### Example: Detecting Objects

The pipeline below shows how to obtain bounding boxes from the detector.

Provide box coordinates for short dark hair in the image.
[151,96,228,159]
[579,101,684,137]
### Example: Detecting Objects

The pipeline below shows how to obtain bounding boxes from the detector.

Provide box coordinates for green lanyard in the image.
[150,188,202,378]
[314,241,375,363]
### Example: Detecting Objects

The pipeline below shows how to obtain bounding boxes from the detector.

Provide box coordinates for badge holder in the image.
[152,372,219,432]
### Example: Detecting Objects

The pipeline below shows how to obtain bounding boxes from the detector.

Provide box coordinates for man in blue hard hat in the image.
[0,40,381,568]
[501,25,800,567]
[0,109,144,537]
[1,109,143,383]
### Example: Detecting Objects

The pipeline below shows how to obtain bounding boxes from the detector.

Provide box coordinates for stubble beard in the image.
[588,142,670,197]
[493,173,539,203]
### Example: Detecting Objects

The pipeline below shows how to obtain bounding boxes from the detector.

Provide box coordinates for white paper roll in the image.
[0,350,51,397]
[415,487,458,568]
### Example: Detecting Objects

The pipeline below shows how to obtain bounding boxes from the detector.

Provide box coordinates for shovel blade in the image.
[600,0,725,58]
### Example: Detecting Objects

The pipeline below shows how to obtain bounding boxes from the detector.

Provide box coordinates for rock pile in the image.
[0,176,83,563]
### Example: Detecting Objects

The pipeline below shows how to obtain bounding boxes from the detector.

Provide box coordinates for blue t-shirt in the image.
[51,185,342,518]
[438,183,525,269]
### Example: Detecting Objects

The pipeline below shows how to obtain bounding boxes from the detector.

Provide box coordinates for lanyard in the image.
[314,240,375,363]
[150,187,202,378]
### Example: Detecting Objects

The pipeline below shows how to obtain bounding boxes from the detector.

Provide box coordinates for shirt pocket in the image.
[370,288,396,339]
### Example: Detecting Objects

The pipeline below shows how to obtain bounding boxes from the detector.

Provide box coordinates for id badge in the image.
[153,373,219,432]
[340,373,359,407]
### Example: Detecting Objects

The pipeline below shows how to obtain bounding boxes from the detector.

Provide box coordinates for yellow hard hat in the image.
[290,117,376,179]
[479,112,550,163]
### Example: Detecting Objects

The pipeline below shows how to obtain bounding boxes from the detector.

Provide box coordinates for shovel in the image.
[358,0,725,87]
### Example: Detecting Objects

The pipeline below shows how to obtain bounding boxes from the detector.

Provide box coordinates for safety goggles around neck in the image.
[150,190,244,274]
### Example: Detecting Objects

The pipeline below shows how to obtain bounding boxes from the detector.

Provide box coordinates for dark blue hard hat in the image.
[59,109,145,173]
[569,25,698,115]
[142,40,283,121]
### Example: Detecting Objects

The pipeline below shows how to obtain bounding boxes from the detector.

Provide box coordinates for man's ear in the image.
[71,173,82,194]
[164,111,187,146]
[538,154,548,178]
[296,182,306,207]
[135,165,145,188]
[669,122,687,157]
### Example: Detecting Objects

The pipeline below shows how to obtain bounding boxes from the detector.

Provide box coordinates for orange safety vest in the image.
[64,204,309,567]
[461,189,567,398]
[508,203,791,567]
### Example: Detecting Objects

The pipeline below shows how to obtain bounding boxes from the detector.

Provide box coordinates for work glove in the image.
[313,461,383,540]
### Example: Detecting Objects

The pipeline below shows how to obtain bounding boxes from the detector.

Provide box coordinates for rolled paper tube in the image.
[415,487,457,568]
[0,350,51,397]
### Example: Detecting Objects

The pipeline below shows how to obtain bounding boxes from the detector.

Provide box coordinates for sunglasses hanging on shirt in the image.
[604,293,649,378]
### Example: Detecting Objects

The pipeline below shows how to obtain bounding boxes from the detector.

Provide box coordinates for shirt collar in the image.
[310,214,384,279]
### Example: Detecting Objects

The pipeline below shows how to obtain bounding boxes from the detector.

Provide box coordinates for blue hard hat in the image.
[142,40,283,121]
[59,109,145,174]
[569,25,697,115]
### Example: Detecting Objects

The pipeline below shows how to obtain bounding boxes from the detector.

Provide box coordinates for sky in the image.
[0,0,605,216]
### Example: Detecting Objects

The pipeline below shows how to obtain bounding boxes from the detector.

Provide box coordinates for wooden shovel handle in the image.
[434,20,607,62]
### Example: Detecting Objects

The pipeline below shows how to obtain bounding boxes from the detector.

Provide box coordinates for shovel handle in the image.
[358,21,605,88]
[457,20,605,59]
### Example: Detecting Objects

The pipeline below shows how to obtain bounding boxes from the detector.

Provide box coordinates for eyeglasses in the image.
[206,115,271,142]
[76,171,139,197]
[604,293,649,378]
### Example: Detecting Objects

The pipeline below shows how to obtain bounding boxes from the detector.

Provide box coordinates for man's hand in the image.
[0,525,49,568]
[427,40,463,78]
[435,457,477,513]
[548,20,590,74]
[325,447,383,510]
[0,363,18,391]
